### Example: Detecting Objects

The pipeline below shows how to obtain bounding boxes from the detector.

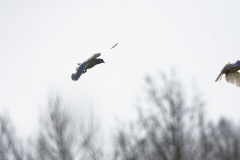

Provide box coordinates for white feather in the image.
[225,72,240,87]
[100,43,118,55]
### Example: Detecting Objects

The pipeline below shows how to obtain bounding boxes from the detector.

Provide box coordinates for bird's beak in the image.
[103,60,105,63]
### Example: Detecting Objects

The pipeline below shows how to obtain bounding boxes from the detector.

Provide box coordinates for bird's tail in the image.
[215,73,223,82]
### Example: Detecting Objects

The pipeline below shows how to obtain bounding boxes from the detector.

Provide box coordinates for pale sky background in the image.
[0,0,240,149]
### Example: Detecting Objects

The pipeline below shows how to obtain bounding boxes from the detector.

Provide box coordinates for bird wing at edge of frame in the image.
[99,43,118,55]
[225,72,240,87]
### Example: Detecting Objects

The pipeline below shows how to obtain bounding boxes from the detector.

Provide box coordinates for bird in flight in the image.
[215,60,240,87]
[71,43,118,81]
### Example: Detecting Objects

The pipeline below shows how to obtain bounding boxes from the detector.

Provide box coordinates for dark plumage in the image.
[86,58,105,70]
[71,43,117,81]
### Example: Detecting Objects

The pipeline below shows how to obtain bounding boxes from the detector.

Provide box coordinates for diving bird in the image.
[71,43,118,81]
[215,60,240,87]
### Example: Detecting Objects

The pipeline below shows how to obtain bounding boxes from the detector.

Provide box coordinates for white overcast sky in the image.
[0,0,240,141]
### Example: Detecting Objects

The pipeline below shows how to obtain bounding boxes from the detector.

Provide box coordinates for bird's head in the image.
[71,73,78,81]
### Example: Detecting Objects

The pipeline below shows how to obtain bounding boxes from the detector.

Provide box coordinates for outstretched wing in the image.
[225,72,240,87]
[99,43,118,55]
[71,62,87,81]
[85,43,118,63]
